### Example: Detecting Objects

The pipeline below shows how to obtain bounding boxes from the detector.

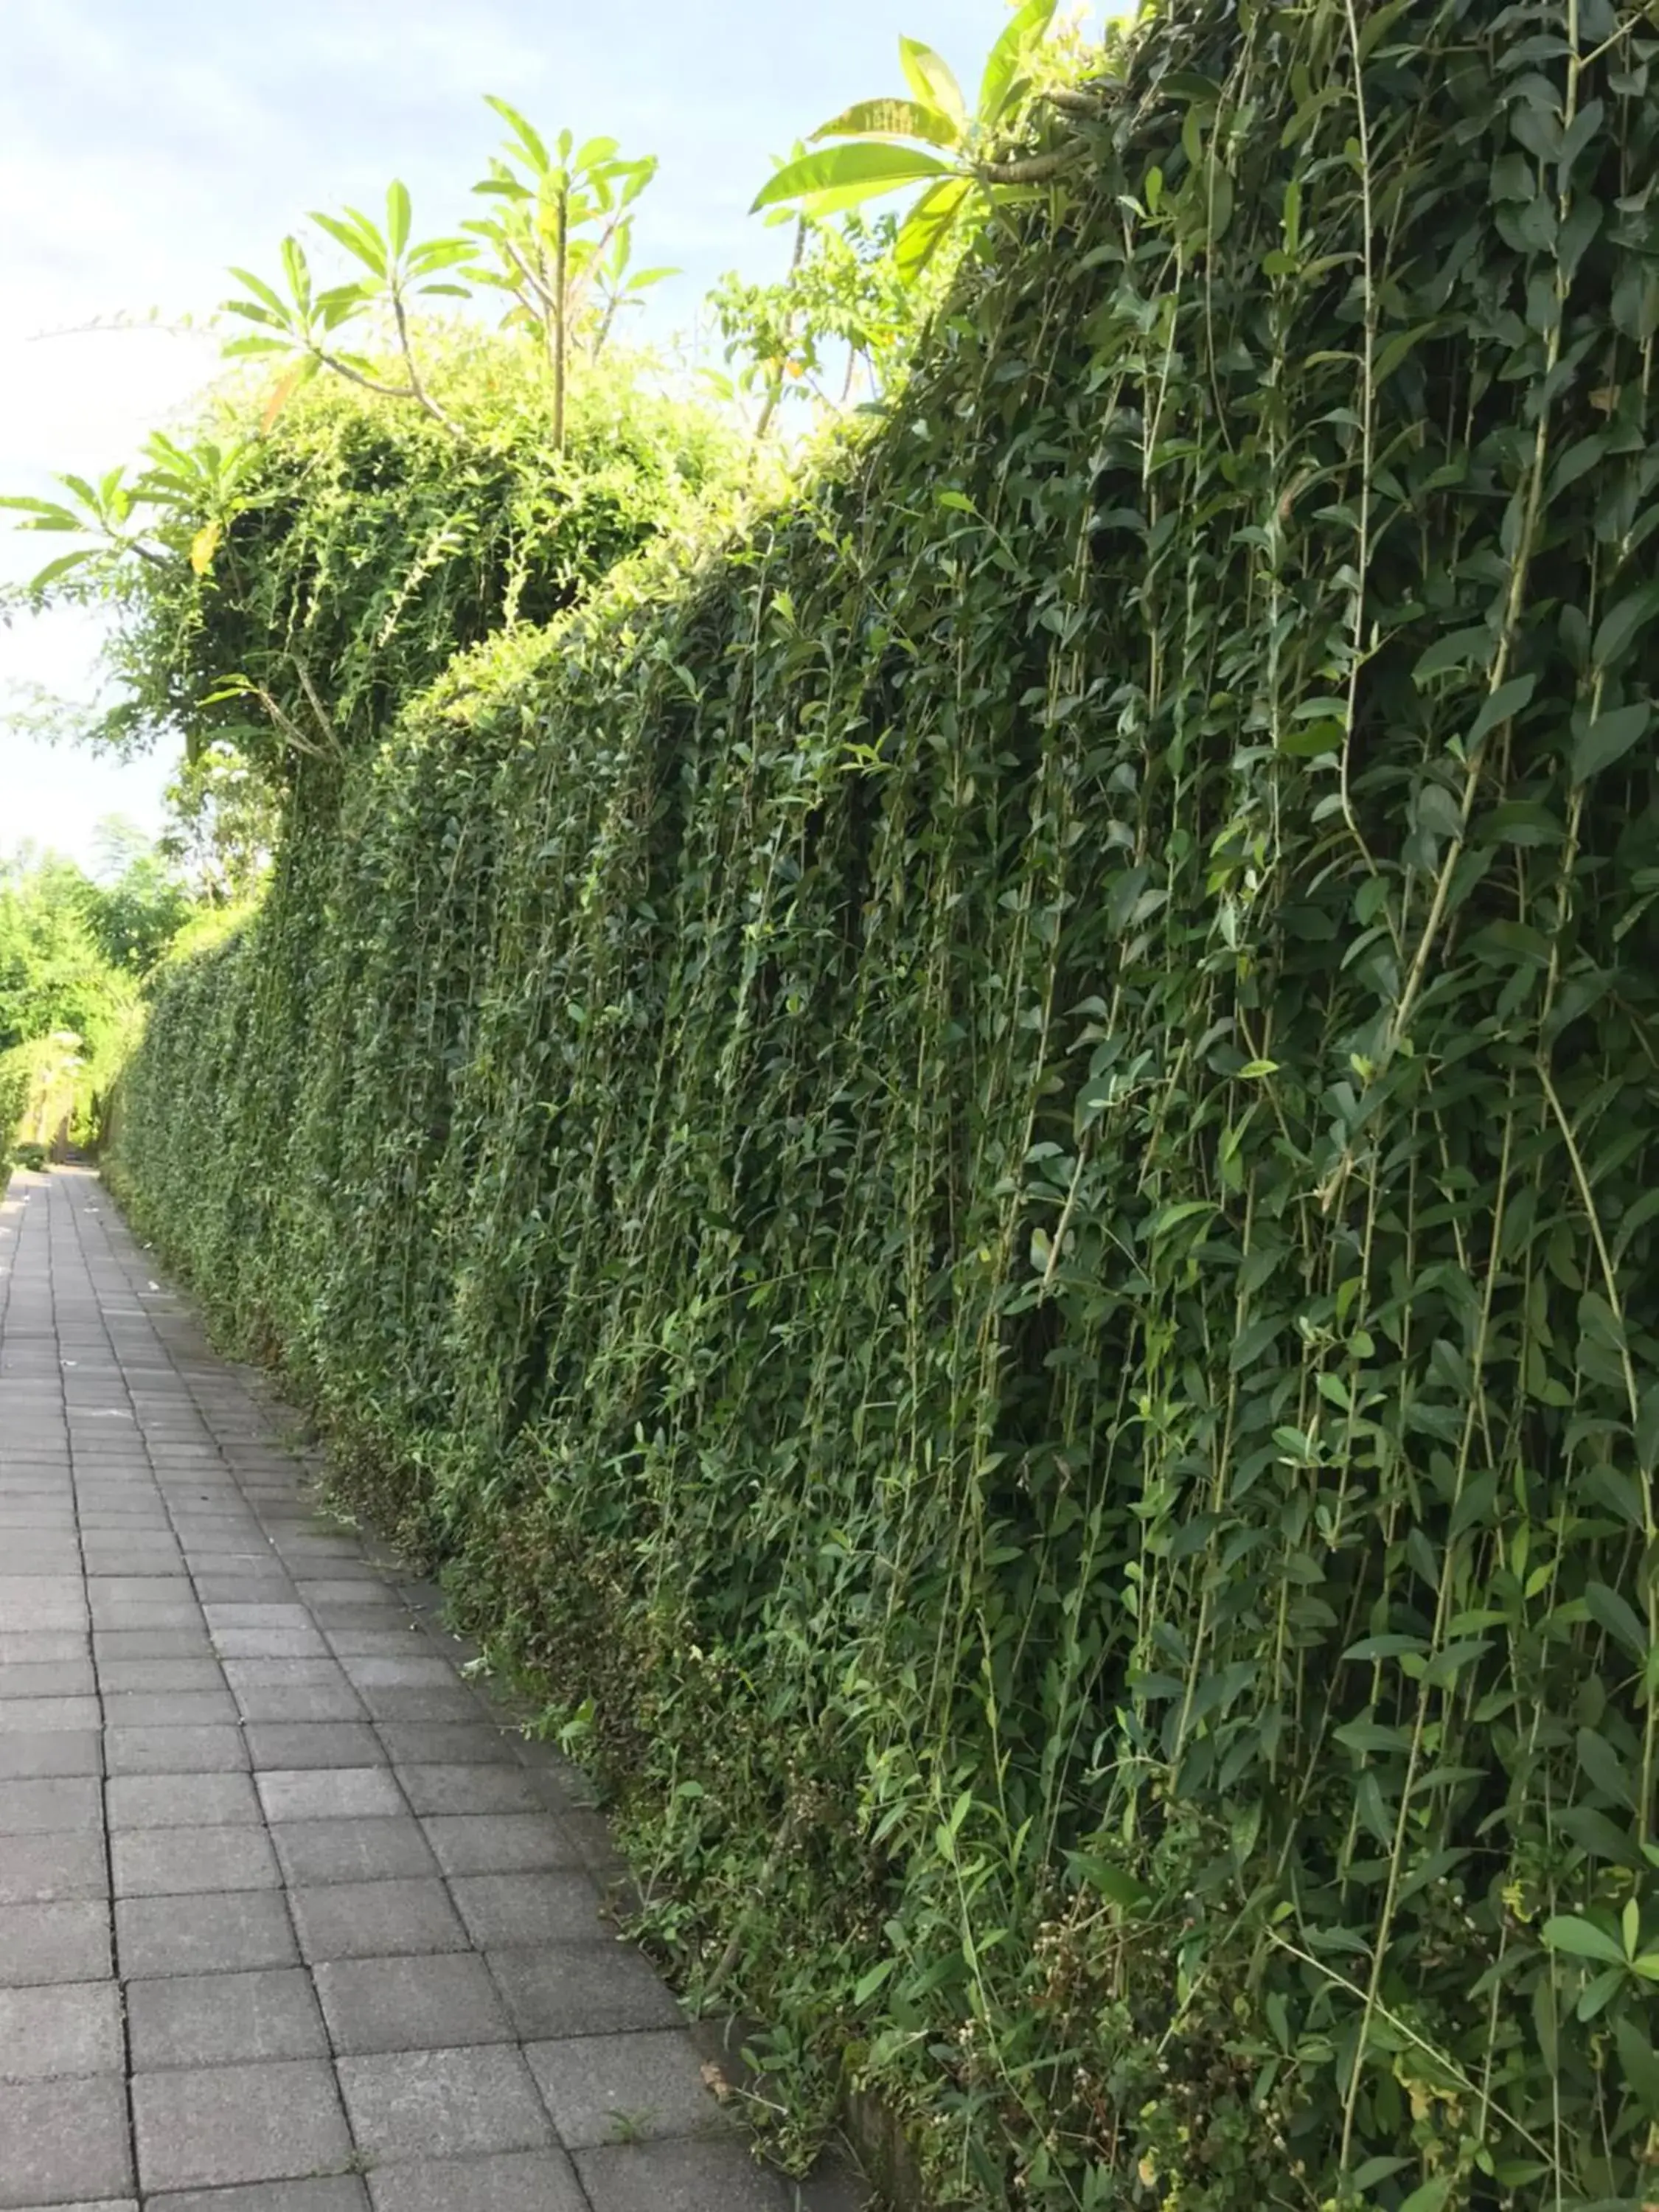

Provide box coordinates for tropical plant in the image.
[465,100,675,448]
[750,0,1099,276]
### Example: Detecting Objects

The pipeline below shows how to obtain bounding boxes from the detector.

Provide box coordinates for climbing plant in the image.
[106,0,1659,2207]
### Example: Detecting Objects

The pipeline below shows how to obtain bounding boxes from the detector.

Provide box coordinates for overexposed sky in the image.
[3,0,1082,866]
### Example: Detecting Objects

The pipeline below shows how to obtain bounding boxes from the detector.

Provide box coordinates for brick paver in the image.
[0,1167,849,2211]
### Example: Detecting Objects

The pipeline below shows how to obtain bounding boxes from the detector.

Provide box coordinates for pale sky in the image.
[1,0,1095,868]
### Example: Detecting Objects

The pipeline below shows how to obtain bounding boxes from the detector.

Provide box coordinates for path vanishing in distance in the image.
[0,1165,860,2212]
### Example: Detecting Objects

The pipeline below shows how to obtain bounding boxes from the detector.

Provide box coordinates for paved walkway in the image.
[0,1167,848,2212]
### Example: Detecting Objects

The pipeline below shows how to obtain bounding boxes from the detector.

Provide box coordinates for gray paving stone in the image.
[133,2059,353,2194]
[113,1823,280,1899]
[106,1722,249,1774]
[0,1634,84,1665]
[0,1661,94,1699]
[270,1816,438,1885]
[257,1765,403,1820]
[393,1762,543,1816]
[365,2149,588,2212]
[315,1950,512,2053]
[107,1770,261,1828]
[0,1899,111,1985]
[378,1723,524,1767]
[104,1688,240,1725]
[0,1776,101,1833]
[527,2029,734,2148]
[153,2185,367,2212]
[231,1677,366,1722]
[212,1629,332,1659]
[0,2073,134,2207]
[95,1628,215,1660]
[0,1833,108,1905]
[0,1727,103,1778]
[422,1814,586,1877]
[244,1721,386,1768]
[450,1871,604,1948]
[487,1941,684,2039]
[128,1966,328,2069]
[97,1659,227,1693]
[0,1696,102,1736]
[575,2139,790,2211]
[338,2045,553,2160]
[341,1655,456,1688]
[289,1878,467,1962]
[0,1980,125,2079]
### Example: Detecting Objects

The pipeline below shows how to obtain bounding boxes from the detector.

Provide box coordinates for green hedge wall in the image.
[111,1,1659,2204]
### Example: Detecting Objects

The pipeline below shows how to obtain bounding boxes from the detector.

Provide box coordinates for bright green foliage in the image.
[107,0,1659,2205]
[91,337,743,774]
[0,844,175,1149]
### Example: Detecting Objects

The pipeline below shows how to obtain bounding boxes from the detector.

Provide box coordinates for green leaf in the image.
[386,180,412,261]
[978,0,1059,126]
[485,94,551,175]
[1579,1726,1636,1809]
[898,37,967,127]
[1541,1913,1627,1965]
[1572,703,1651,783]
[1066,1853,1150,1909]
[1413,625,1496,681]
[1593,582,1659,671]
[751,144,953,215]
[310,211,387,279]
[1615,2014,1659,2114]
[812,98,962,150]
[1585,1581,1649,1663]
[25,548,100,590]
[1397,2178,1453,2212]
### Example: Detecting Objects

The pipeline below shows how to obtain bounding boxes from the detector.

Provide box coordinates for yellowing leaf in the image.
[189,521,223,577]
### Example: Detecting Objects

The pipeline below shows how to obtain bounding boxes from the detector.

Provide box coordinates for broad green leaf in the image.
[751,143,953,215]
[1066,1852,1150,1908]
[1571,702,1651,783]
[223,266,291,321]
[1397,2177,1453,2212]
[1593,582,1659,670]
[898,37,967,127]
[812,98,962,150]
[978,0,1060,126]
[1585,1581,1649,1663]
[25,547,100,589]
[895,175,974,279]
[1615,2014,1659,2113]
[1541,1913,1627,1965]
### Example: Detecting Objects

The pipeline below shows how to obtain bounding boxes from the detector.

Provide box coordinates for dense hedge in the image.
[111,1,1659,2205]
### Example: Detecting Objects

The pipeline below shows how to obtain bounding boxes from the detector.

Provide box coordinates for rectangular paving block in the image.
[315,1950,512,2053]
[103,1688,240,1726]
[396,1763,543,1816]
[0,1661,94,1700]
[0,1980,125,2079]
[113,1823,280,1899]
[289,1878,468,1962]
[0,1834,108,1906]
[95,1629,215,1660]
[338,2045,553,2160]
[365,2149,588,2212]
[526,2029,734,2149]
[0,1728,103,1779]
[133,2058,353,2194]
[449,1871,604,1948]
[0,2073,134,2208]
[257,1766,403,1821]
[271,1815,439,1886]
[377,1724,524,1767]
[118,1887,299,1980]
[0,1899,111,1985]
[128,1966,328,2070]
[0,1776,101,1834]
[107,1770,261,1828]
[97,1659,227,1694]
[422,1814,585,1877]
[152,2183,368,2212]
[231,1677,366,1722]
[243,1721,386,1769]
[213,1628,333,1660]
[574,2139,790,2211]
[107,1723,250,1775]
[487,1941,684,2040]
